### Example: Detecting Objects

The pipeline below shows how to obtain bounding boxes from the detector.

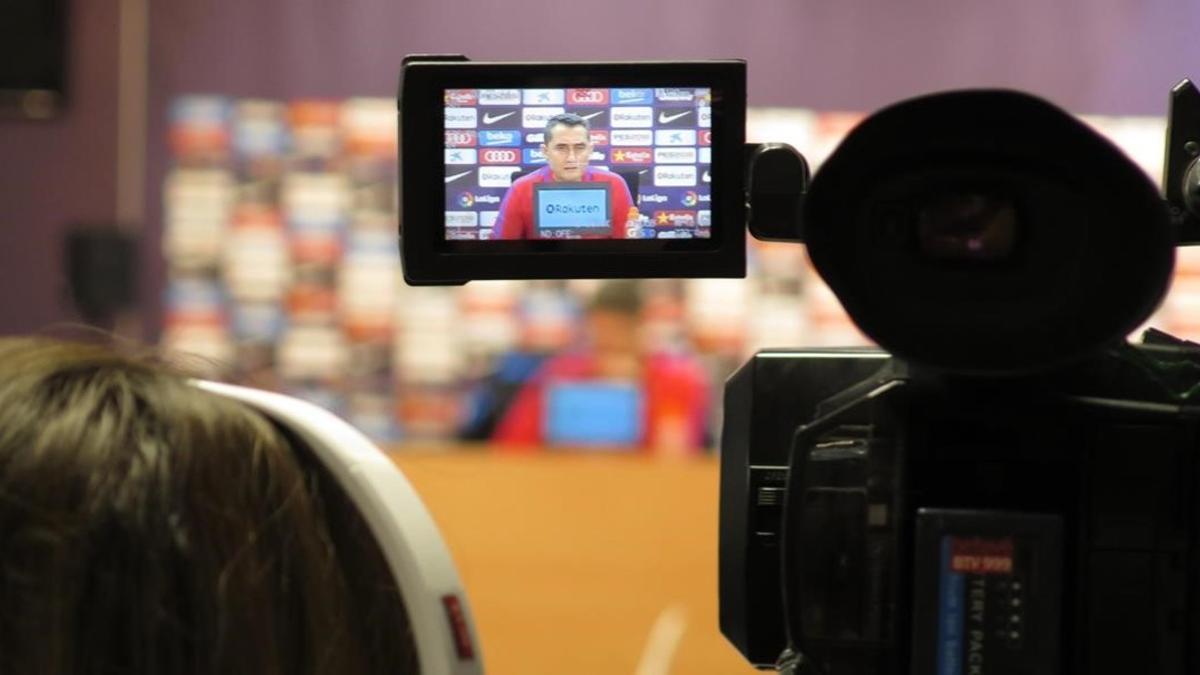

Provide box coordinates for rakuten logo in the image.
[610,107,653,128]
[611,148,653,164]
[655,88,695,102]
[444,108,477,129]
[610,130,653,146]
[653,210,697,227]
[445,211,478,228]
[589,130,609,146]
[568,88,610,105]
[480,148,520,164]
[478,130,521,147]
[654,147,697,164]
[654,166,697,187]
[699,147,712,164]
[444,89,477,106]
[655,129,697,146]
[444,149,477,165]
[611,88,654,105]
[522,89,565,105]
[478,166,521,188]
[478,89,521,105]
[480,211,500,228]
[522,107,565,129]
[698,106,712,128]
[444,130,477,147]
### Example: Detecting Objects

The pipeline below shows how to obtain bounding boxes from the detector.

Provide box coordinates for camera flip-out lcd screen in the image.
[443,86,714,242]
[400,59,745,284]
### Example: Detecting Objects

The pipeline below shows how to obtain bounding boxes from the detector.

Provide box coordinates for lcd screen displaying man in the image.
[490,113,636,239]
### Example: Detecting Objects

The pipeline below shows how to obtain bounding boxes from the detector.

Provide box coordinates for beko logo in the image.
[611,88,654,105]
[444,108,477,129]
[480,149,520,164]
[478,89,521,105]
[610,130,653,146]
[444,149,478,165]
[522,89,565,105]
[610,107,653,128]
[481,109,518,125]
[523,107,565,128]
[589,130,609,146]
[656,109,693,126]
[478,130,521,147]
[444,130,477,147]
[655,129,697,146]
[568,89,609,105]
[445,211,478,228]
[654,148,697,164]
[444,170,472,184]
[478,166,521,187]
[654,166,697,187]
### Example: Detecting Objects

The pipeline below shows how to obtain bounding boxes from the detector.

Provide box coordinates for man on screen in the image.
[490,113,636,239]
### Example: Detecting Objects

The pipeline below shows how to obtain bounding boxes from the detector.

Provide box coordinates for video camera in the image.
[398,55,1200,673]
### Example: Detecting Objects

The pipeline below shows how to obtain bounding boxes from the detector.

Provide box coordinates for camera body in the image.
[720,343,1200,674]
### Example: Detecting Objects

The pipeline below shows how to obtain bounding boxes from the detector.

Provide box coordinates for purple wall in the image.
[4,0,1200,336]
[0,0,117,335]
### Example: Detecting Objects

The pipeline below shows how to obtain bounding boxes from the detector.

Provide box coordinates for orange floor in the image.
[392,449,764,675]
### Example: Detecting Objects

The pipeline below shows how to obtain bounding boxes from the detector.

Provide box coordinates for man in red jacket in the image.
[490,113,636,239]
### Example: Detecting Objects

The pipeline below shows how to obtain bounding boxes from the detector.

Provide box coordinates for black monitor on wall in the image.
[0,0,69,119]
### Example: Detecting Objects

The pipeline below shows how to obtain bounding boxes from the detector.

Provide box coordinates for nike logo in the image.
[581,111,604,121]
[444,170,472,183]
[482,111,516,124]
[658,110,691,124]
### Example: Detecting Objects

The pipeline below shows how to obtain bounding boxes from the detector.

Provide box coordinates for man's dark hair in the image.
[543,112,590,144]
[0,337,417,675]
[588,280,643,317]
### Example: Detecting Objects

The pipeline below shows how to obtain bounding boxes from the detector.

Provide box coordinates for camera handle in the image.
[745,143,809,243]
[1164,78,1200,244]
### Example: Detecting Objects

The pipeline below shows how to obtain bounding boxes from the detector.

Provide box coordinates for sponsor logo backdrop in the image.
[444,87,712,239]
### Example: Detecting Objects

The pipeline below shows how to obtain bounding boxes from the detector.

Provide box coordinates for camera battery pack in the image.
[911,509,1062,675]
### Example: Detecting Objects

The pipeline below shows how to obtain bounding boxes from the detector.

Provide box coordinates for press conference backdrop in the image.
[443,87,713,240]
[161,95,1200,445]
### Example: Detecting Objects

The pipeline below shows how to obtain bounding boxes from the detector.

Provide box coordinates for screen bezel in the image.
[399,59,746,284]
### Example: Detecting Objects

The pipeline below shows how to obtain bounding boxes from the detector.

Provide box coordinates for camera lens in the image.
[916,191,1018,262]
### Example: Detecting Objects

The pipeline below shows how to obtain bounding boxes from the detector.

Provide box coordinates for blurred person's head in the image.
[542,113,592,182]
[585,280,645,378]
[0,337,416,675]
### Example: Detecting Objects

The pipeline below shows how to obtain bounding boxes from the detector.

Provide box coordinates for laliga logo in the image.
[457,192,475,208]
[682,191,699,207]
